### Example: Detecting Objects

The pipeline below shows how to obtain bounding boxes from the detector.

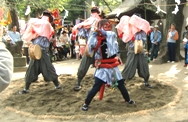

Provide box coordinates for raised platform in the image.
[14,57,26,67]
[13,56,27,72]
[14,66,27,72]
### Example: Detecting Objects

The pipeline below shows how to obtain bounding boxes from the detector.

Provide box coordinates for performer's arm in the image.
[157,31,162,43]
[87,32,98,55]
[150,32,154,43]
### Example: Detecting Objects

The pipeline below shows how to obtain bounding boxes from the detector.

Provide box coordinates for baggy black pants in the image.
[24,51,59,90]
[76,54,95,86]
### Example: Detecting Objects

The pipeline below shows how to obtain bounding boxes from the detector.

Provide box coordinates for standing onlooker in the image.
[8,25,21,44]
[183,25,188,67]
[70,26,76,58]
[150,25,162,61]
[78,36,86,58]
[147,26,154,52]
[75,41,80,60]
[68,25,73,36]
[167,23,179,63]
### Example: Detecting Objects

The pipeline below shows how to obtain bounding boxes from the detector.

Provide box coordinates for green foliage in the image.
[93,0,121,13]
[64,0,86,23]
[5,0,122,23]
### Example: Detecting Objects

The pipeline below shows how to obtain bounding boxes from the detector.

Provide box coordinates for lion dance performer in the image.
[116,15,152,88]
[82,19,135,111]
[73,6,105,91]
[19,11,62,94]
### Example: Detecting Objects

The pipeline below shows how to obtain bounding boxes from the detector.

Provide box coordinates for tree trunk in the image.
[10,8,20,32]
[154,0,186,64]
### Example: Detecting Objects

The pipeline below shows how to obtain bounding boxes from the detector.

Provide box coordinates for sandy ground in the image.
[0,59,188,122]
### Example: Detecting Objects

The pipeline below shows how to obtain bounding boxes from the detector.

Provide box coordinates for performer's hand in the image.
[117,56,123,65]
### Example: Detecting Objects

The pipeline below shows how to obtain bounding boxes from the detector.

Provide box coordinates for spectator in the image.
[150,25,162,61]
[166,23,179,63]
[59,31,70,59]
[2,26,12,44]
[183,25,188,67]
[70,28,76,58]
[68,25,74,36]
[8,25,21,44]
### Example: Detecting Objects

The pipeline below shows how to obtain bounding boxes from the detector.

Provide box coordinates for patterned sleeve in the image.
[0,42,13,92]
[87,32,98,55]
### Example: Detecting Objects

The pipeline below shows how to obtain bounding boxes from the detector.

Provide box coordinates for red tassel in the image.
[99,83,105,100]
[118,33,123,38]
[32,29,35,34]
[131,36,135,42]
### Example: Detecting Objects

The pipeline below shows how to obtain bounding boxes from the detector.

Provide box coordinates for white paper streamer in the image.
[186,17,188,25]
[116,9,121,17]
[172,4,179,14]
[175,0,181,5]
[156,5,167,14]
[25,5,31,16]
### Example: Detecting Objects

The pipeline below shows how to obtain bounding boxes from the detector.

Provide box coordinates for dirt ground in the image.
[0,73,178,121]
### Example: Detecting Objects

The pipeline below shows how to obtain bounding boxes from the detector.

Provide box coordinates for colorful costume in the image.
[121,31,151,87]
[82,27,134,111]
[19,12,62,94]
[116,15,151,88]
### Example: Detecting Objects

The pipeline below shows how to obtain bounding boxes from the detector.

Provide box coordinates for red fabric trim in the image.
[99,83,105,100]
[99,62,119,68]
[95,58,120,69]
[94,32,106,52]
[100,57,118,63]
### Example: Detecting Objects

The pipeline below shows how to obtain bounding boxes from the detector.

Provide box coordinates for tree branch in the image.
[102,0,112,12]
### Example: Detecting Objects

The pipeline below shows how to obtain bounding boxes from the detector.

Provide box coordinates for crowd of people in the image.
[49,26,87,62]
[147,23,181,64]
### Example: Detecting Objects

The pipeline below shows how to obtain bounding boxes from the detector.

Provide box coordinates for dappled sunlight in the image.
[183,83,188,90]
[149,64,153,69]
[183,75,188,90]
[164,64,181,78]
[183,76,188,82]
[154,64,181,82]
